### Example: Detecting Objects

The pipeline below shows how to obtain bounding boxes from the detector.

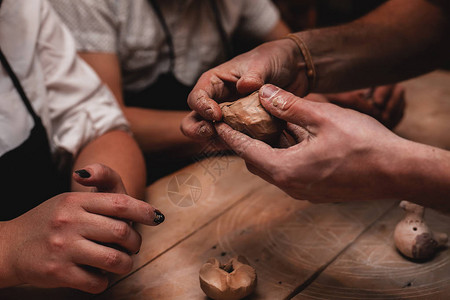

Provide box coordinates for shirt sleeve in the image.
[238,0,281,39]
[48,0,118,53]
[38,0,129,157]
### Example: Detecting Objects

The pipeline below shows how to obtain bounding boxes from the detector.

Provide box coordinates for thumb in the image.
[73,163,127,194]
[258,84,320,127]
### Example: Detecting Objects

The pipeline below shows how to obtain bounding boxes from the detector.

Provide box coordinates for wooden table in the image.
[2,71,450,299]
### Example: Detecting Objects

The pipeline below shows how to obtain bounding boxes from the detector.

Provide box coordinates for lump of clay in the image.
[394,200,448,260]
[219,91,284,144]
[199,255,257,300]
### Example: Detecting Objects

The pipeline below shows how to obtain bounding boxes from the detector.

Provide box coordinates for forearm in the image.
[386,138,450,212]
[71,130,146,199]
[124,108,203,156]
[295,0,450,93]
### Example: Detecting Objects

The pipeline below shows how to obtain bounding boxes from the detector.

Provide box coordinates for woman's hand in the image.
[0,164,164,293]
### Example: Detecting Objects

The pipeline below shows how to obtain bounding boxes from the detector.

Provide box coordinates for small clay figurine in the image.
[394,200,448,260]
[199,255,257,300]
[219,91,284,145]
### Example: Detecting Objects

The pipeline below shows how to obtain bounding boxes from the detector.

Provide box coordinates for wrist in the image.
[272,38,309,97]
[284,34,316,96]
[384,138,450,211]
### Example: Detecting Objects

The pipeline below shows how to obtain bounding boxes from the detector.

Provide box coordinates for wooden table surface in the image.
[1,71,450,300]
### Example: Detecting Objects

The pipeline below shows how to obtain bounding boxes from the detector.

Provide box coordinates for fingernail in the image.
[154,209,165,224]
[135,250,140,255]
[205,107,215,119]
[197,124,212,137]
[75,169,91,178]
[260,85,279,101]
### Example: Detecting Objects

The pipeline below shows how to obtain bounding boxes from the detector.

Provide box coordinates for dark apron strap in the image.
[147,0,232,72]
[0,49,40,123]
[0,46,68,220]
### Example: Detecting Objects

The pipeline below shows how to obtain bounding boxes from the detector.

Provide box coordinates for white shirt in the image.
[49,0,280,92]
[0,0,128,161]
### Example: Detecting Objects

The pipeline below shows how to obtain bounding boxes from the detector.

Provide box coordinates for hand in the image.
[214,84,405,203]
[306,84,405,129]
[0,164,164,293]
[181,38,307,140]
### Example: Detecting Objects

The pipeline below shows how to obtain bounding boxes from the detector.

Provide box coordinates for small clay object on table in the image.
[199,255,257,300]
[219,91,285,145]
[394,200,448,260]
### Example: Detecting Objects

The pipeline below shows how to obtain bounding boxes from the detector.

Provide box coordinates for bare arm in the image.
[71,130,147,199]
[300,0,450,93]
[78,53,202,155]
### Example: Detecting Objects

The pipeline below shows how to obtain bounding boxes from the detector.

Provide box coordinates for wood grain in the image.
[96,184,395,300]
[293,206,450,299]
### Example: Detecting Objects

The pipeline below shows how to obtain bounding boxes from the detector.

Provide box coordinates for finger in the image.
[180,111,216,139]
[258,84,321,128]
[80,214,142,254]
[63,265,109,294]
[187,70,238,121]
[383,85,405,117]
[235,69,265,95]
[73,240,133,275]
[372,85,394,109]
[285,123,310,143]
[81,193,165,226]
[383,87,406,129]
[277,131,295,148]
[74,163,126,194]
[215,122,278,176]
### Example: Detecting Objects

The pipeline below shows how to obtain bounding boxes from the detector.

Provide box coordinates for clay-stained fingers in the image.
[214,122,279,176]
[187,71,237,122]
[80,193,164,226]
[73,240,133,275]
[180,111,216,140]
[74,163,126,194]
[381,85,406,129]
[372,85,395,109]
[258,84,323,129]
[80,213,142,254]
[285,123,311,144]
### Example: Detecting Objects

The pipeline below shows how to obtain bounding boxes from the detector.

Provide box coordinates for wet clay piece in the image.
[394,201,448,260]
[199,255,257,300]
[219,91,284,144]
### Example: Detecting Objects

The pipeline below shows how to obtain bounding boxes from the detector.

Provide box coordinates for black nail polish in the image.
[154,210,165,224]
[75,169,91,178]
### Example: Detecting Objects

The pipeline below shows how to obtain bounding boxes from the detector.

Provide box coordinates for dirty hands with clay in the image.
[214,84,407,203]
[0,164,164,293]
[181,38,405,140]
[181,38,307,140]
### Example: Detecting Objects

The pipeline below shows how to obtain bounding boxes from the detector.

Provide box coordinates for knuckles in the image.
[111,221,131,241]
[103,251,133,274]
[109,194,131,214]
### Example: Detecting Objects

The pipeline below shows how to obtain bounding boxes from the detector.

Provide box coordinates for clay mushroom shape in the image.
[199,255,257,300]
[219,91,285,145]
[394,200,448,260]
